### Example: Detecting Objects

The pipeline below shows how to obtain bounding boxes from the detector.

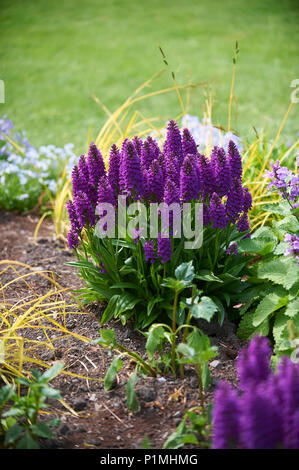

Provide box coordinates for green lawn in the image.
[1,0,299,152]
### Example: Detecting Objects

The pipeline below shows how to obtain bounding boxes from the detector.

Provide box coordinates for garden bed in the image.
[0,210,242,449]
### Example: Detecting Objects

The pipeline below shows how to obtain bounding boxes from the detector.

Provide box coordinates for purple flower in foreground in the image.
[212,336,299,449]
[284,233,299,265]
[264,160,294,198]
[242,187,253,213]
[144,239,156,264]
[157,233,172,263]
[146,159,164,202]
[197,153,215,197]
[212,381,240,449]
[237,335,272,392]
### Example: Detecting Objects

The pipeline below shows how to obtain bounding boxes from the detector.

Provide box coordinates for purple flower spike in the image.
[164,178,180,205]
[108,144,120,197]
[240,386,282,449]
[197,153,215,198]
[157,232,172,263]
[237,212,250,238]
[87,143,106,187]
[209,193,229,229]
[67,229,79,249]
[146,159,164,202]
[72,165,89,196]
[67,200,80,233]
[164,120,183,167]
[226,179,244,223]
[179,155,200,202]
[237,335,272,392]
[74,191,96,228]
[228,140,242,181]
[132,135,143,158]
[97,175,115,206]
[211,146,232,197]
[242,187,253,213]
[182,128,197,158]
[144,239,156,264]
[212,381,240,449]
[121,140,143,198]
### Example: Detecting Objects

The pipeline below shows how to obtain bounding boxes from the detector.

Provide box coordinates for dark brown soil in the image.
[0,210,244,450]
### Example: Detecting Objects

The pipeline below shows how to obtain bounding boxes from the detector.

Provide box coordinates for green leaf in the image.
[237,310,269,340]
[99,328,117,346]
[238,238,274,255]
[145,325,167,360]
[31,422,53,438]
[147,297,164,317]
[41,362,65,381]
[104,356,124,391]
[116,293,142,316]
[261,200,291,216]
[189,296,219,322]
[257,258,299,290]
[126,370,139,413]
[175,261,195,283]
[253,293,289,327]
[16,431,40,449]
[100,295,120,324]
[195,270,223,283]
[41,386,61,399]
[0,385,15,408]
[4,424,23,445]
[285,298,299,318]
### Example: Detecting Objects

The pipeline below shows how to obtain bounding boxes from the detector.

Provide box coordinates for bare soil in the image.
[0,210,244,450]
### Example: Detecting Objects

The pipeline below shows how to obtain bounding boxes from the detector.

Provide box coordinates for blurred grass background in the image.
[1,0,298,152]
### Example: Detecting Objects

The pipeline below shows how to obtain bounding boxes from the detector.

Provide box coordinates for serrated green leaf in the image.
[4,424,23,445]
[189,296,218,322]
[257,258,299,290]
[237,311,269,340]
[31,422,53,438]
[253,293,289,327]
[285,298,299,318]
[16,431,39,449]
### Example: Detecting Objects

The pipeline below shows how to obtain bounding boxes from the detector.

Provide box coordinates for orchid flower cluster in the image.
[0,115,77,210]
[67,119,252,255]
[212,335,299,449]
[67,119,253,328]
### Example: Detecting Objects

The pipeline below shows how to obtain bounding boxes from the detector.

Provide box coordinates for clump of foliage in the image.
[0,115,76,211]
[94,261,218,413]
[237,158,299,356]
[212,335,299,449]
[0,363,64,449]
[67,119,254,329]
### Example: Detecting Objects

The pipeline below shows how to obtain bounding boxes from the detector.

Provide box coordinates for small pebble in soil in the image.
[190,377,199,389]
[137,385,157,402]
[59,424,70,435]
[73,398,87,411]
[210,360,222,369]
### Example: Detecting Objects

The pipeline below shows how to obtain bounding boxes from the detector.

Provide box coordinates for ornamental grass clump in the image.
[212,335,299,449]
[67,119,254,329]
